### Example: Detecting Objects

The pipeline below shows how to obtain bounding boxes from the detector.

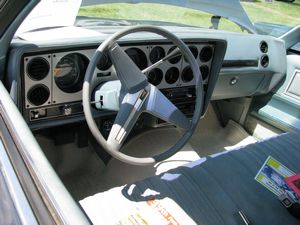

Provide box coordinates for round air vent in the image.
[27,57,50,81]
[200,65,210,80]
[199,46,213,62]
[261,55,269,68]
[27,85,50,106]
[165,67,179,84]
[260,41,268,53]
[181,67,193,83]
[148,68,163,86]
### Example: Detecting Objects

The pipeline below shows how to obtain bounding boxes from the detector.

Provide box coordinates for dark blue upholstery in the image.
[121,132,300,225]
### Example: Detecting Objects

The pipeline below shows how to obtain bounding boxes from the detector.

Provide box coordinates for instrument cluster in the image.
[23,42,214,122]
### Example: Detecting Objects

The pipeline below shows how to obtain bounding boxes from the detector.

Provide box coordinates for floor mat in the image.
[36,105,257,200]
[95,106,257,193]
[98,128,200,192]
[36,135,106,200]
[189,105,257,156]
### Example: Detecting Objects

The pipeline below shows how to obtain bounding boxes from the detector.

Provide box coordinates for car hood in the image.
[17,0,256,35]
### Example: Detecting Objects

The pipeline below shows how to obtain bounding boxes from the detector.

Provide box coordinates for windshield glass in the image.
[242,0,300,37]
[78,0,300,36]
[17,0,300,37]
[78,3,247,33]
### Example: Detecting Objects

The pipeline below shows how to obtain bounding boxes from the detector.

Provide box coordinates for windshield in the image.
[78,0,300,36]
[78,3,248,33]
[17,0,300,37]
[242,0,300,37]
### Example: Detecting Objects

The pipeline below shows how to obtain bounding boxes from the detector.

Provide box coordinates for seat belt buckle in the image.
[278,190,300,219]
[278,192,297,208]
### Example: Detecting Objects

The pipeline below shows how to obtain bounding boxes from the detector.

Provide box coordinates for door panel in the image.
[252,54,300,132]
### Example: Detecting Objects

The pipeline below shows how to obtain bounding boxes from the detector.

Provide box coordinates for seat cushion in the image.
[80,132,300,225]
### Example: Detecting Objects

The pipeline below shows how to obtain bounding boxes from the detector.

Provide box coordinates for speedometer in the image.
[54,53,88,93]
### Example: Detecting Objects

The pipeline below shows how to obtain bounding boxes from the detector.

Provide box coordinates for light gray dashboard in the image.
[7,26,286,129]
[23,43,214,110]
[21,42,215,126]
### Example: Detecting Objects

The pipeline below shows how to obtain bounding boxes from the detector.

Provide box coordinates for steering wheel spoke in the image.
[108,42,148,93]
[83,25,203,165]
[107,89,148,151]
[145,85,191,129]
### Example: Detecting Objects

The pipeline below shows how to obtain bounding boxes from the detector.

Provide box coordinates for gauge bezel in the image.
[54,53,89,94]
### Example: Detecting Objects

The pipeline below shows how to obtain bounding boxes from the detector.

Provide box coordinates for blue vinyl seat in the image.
[81,132,300,225]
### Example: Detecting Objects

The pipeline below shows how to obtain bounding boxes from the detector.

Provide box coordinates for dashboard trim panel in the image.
[6,30,285,130]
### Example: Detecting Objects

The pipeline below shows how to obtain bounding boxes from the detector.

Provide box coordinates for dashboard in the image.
[23,43,214,118]
[7,26,287,130]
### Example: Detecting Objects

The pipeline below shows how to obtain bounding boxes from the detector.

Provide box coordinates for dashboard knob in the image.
[102,120,113,133]
[62,105,72,116]
[230,77,239,85]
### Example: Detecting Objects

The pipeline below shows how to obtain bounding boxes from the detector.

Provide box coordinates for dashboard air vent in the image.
[260,41,268,53]
[27,85,50,106]
[27,57,50,80]
[260,55,269,68]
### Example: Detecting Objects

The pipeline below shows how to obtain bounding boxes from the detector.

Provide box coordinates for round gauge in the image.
[200,65,210,80]
[150,46,165,64]
[165,67,179,84]
[97,52,112,71]
[181,66,194,83]
[125,47,148,70]
[184,46,198,61]
[168,46,182,64]
[148,68,163,86]
[54,53,89,93]
[199,46,213,62]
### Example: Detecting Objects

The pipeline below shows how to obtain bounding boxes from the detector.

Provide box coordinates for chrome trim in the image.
[0,81,90,225]
[284,69,300,102]
[0,139,38,225]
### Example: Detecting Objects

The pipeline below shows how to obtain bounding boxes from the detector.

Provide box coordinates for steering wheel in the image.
[83,26,203,165]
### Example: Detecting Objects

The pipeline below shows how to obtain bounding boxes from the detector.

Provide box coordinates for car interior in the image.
[1,0,300,224]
